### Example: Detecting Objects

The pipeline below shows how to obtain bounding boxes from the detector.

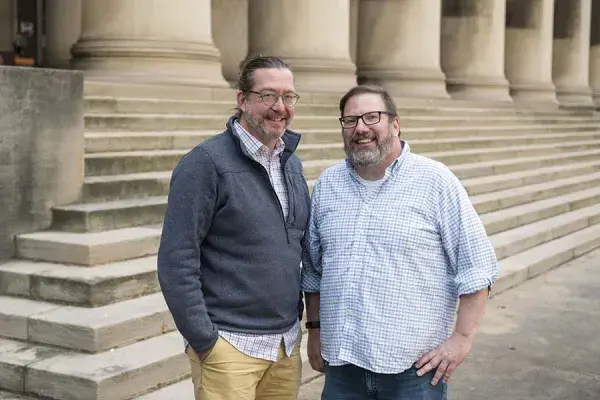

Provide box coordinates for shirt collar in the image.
[233,120,285,158]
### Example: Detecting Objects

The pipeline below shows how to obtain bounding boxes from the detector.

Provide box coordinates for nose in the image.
[354,117,370,133]
[271,96,285,112]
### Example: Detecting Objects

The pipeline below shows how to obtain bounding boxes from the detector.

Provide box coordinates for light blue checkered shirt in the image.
[301,141,499,374]
[218,121,300,361]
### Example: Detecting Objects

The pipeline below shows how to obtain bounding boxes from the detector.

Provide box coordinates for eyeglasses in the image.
[246,91,300,107]
[339,111,393,128]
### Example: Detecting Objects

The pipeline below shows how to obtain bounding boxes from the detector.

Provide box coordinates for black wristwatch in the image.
[305,321,320,329]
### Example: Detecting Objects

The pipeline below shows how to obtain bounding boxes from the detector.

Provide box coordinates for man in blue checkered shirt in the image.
[301,85,499,399]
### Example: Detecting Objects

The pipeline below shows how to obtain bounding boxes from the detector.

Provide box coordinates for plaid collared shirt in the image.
[301,141,499,373]
[217,121,300,361]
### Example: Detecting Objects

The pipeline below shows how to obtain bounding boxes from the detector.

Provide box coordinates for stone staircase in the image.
[1,92,600,400]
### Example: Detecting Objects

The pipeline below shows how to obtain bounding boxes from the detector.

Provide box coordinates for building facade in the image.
[1,0,599,106]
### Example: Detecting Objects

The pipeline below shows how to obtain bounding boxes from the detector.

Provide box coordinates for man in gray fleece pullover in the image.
[157,54,310,400]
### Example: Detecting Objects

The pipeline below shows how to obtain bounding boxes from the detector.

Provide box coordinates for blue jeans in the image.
[321,363,447,400]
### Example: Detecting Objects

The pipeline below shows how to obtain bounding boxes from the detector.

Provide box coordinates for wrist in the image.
[453,330,475,342]
[305,320,320,330]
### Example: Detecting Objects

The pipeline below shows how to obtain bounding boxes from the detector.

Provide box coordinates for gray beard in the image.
[345,126,395,168]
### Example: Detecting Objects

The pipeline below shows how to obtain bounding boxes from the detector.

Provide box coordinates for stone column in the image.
[441,0,511,101]
[71,0,228,87]
[504,0,557,103]
[212,0,247,86]
[589,0,600,108]
[44,0,82,68]
[0,0,14,53]
[357,0,448,99]
[248,0,356,93]
[552,0,594,107]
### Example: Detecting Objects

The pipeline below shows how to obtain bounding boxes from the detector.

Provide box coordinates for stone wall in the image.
[0,67,84,261]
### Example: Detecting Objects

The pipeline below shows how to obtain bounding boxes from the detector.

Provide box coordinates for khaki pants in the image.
[186,335,302,400]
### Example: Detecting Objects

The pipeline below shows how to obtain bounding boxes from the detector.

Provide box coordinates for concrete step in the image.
[79,157,600,207]
[0,256,158,307]
[470,171,600,214]
[84,124,600,155]
[492,223,600,295]
[491,203,600,260]
[83,128,600,153]
[85,150,184,176]
[85,113,342,131]
[449,149,600,180]
[62,156,600,232]
[51,197,166,232]
[461,160,600,196]
[85,95,589,117]
[85,96,338,116]
[0,293,174,353]
[304,148,600,182]
[83,172,171,203]
[0,390,41,399]
[84,112,600,132]
[84,139,600,178]
[298,138,600,163]
[481,186,600,235]
[16,226,161,265]
[0,331,189,400]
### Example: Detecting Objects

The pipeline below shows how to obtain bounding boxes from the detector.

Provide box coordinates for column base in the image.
[594,93,600,110]
[509,82,558,104]
[555,85,596,109]
[358,68,449,99]
[446,75,512,102]
[283,57,357,93]
[71,38,229,88]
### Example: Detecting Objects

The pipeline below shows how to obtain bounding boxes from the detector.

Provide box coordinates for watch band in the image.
[305,321,320,329]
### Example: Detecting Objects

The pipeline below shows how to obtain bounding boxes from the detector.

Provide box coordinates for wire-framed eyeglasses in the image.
[246,91,300,107]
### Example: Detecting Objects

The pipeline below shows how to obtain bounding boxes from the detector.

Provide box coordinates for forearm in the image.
[454,289,488,340]
[304,292,320,323]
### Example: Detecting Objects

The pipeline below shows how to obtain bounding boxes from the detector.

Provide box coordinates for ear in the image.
[236,90,248,112]
[392,116,401,135]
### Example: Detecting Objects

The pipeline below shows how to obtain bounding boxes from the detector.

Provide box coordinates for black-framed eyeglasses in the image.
[339,111,393,128]
[246,90,300,107]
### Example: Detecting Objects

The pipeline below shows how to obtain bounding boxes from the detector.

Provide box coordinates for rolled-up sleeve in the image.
[301,181,323,293]
[436,170,499,296]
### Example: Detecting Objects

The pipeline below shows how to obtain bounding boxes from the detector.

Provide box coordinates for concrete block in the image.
[0,296,59,340]
[16,227,161,266]
[28,293,174,352]
[0,67,84,261]
[0,258,159,306]
[25,332,189,400]
[0,339,63,393]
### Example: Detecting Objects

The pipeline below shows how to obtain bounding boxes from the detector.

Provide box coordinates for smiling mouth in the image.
[266,116,286,123]
[355,138,375,144]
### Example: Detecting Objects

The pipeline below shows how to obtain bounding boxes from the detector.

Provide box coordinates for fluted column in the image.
[212,0,248,86]
[441,0,511,101]
[552,0,594,107]
[505,0,557,104]
[590,0,600,108]
[357,0,449,99]
[248,0,356,93]
[44,0,82,68]
[71,0,228,87]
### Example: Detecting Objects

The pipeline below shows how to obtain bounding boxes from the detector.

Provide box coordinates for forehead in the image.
[343,93,385,115]
[252,68,295,92]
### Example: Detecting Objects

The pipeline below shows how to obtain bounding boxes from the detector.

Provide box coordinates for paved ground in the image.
[299,248,600,400]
